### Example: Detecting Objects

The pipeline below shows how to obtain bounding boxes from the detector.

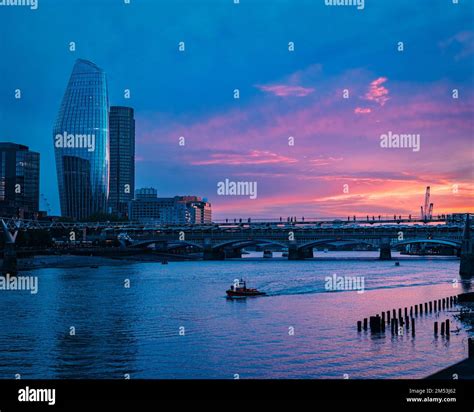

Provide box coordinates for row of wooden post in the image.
[434,319,450,337]
[357,295,458,335]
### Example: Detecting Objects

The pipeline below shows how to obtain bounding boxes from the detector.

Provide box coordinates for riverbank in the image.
[426,357,474,379]
[8,253,192,271]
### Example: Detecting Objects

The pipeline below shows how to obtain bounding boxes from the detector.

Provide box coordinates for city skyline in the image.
[0,0,473,219]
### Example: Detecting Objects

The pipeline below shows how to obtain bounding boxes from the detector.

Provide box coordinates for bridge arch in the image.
[212,238,288,251]
[297,238,377,251]
[131,239,204,251]
[393,239,461,249]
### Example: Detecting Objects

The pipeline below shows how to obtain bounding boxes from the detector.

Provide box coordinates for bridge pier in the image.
[203,245,225,260]
[223,248,242,259]
[379,239,392,260]
[2,243,18,276]
[288,246,312,260]
[1,220,19,276]
[460,214,474,277]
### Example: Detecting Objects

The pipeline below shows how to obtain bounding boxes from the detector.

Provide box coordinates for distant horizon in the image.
[1,0,473,219]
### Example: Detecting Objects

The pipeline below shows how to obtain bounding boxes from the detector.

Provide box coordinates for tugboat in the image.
[226,279,266,298]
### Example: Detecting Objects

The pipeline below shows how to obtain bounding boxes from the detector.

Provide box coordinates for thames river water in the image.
[0,251,472,379]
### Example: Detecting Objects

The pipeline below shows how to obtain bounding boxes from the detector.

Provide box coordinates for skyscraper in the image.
[53,59,109,220]
[0,143,40,219]
[109,106,135,217]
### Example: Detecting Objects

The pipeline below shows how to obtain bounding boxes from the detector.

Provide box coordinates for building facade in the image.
[109,106,135,217]
[129,189,212,224]
[0,143,39,218]
[53,59,109,220]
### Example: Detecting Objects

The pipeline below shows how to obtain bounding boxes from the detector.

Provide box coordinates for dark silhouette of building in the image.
[0,143,39,218]
[109,106,135,217]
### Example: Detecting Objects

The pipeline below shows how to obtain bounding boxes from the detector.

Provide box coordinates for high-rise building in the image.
[109,106,135,217]
[128,189,212,224]
[0,143,40,218]
[53,59,109,220]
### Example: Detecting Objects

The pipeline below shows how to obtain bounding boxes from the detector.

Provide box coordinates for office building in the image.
[0,143,39,218]
[109,106,135,217]
[53,59,109,220]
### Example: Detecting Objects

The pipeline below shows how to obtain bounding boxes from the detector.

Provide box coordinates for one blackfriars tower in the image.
[53,59,109,220]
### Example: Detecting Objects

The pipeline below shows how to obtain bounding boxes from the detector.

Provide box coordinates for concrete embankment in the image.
[426,357,474,379]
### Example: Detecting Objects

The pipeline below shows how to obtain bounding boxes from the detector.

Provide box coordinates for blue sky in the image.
[0,0,473,217]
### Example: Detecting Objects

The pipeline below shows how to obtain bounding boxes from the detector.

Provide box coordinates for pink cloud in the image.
[191,150,298,166]
[354,107,372,115]
[310,157,344,166]
[255,84,315,97]
[364,77,389,106]
[136,67,473,218]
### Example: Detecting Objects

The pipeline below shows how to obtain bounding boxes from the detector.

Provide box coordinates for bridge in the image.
[120,222,464,258]
[1,214,473,276]
[107,215,474,274]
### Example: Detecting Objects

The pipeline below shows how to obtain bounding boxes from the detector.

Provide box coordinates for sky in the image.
[0,0,473,219]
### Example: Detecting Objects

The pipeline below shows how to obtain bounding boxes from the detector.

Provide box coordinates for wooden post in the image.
[398,308,402,319]
[424,302,428,312]
[405,316,410,329]
[363,318,368,330]
[411,318,415,337]
[434,321,438,336]
[445,319,450,336]
[370,316,381,333]
[382,312,385,324]
[387,311,391,324]
[420,303,423,315]
[429,301,433,312]
[434,300,437,311]
[441,322,445,336]
[357,321,362,332]
[404,307,408,317]
[415,305,418,316]
[410,306,413,316]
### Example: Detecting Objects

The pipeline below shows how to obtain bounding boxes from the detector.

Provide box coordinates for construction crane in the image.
[420,186,434,220]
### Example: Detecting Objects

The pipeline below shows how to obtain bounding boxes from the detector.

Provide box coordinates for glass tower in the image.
[53,59,109,220]
[0,143,40,219]
[109,106,135,217]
